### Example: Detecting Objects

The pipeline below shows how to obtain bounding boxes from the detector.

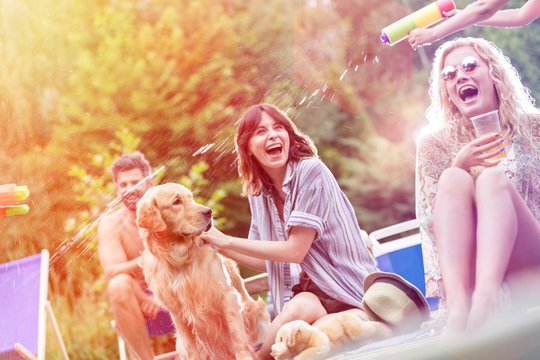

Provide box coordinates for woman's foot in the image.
[467,291,498,331]
[441,298,469,340]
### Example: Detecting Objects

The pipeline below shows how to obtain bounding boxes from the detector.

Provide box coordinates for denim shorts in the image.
[291,271,358,314]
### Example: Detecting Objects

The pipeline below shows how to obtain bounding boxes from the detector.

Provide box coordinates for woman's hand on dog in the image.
[201,226,231,249]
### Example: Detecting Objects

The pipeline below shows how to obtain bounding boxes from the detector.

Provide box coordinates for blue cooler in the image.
[372,235,426,295]
[369,220,439,310]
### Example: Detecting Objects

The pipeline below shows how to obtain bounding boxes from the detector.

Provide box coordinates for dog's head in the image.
[271,320,325,360]
[136,183,212,238]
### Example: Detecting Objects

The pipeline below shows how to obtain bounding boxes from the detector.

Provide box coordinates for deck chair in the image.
[368,219,439,310]
[0,250,69,360]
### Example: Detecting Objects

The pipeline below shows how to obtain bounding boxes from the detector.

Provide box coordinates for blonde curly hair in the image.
[426,37,540,159]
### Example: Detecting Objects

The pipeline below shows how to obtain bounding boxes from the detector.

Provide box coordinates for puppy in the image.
[271,311,393,360]
[271,320,330,360]
[137,183,269,360]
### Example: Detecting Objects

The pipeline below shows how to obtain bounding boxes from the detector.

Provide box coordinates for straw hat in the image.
[363,271,430,333]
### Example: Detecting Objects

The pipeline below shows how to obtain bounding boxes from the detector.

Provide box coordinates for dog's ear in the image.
[286,324,302,348]
[137,196,166,232]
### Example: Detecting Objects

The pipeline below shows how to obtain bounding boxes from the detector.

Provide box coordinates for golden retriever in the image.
[136,183,270,360]
[271,311,393,360]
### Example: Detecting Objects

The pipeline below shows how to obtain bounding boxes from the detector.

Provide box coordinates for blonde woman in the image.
[416,37,540,334]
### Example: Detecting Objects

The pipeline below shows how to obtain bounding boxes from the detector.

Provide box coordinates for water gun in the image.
[0,184,30,217]
[380,0,456,46]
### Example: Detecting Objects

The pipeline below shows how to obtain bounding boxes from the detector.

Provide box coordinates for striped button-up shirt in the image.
[247,157,378,314]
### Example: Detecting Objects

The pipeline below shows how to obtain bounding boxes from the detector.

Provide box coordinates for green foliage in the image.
[334,136,416,232]
[47,280,117,359]
[65,129,142,256]
[66,129,228,265]
[293,0,414,114]
[179,161,228,226]
[461,3,540,100]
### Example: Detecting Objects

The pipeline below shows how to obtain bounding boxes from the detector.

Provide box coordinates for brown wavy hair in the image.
[235,104,317,196]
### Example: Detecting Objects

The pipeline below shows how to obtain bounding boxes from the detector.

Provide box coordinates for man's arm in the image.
[98,215,142,280]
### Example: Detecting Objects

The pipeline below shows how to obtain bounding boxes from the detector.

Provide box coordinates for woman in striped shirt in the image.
[201,103,378,359]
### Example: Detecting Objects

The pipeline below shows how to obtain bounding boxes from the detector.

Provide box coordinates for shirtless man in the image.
[98,152,161,360]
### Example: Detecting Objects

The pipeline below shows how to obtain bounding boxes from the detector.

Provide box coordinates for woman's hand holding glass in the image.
[451,133,505,171]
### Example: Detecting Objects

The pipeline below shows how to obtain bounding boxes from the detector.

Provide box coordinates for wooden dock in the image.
[327,306,540,360]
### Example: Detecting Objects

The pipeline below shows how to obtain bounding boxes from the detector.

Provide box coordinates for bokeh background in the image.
[1,0,539,357]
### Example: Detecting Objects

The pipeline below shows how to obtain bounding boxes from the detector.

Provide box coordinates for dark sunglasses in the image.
[441,56,480,82]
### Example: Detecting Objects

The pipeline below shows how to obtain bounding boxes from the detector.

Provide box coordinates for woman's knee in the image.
[281,292,327,323]
[438,167,474,196]
[476,167,509,194]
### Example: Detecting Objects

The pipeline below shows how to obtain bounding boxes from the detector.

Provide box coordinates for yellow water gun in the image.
[0,184,30,217]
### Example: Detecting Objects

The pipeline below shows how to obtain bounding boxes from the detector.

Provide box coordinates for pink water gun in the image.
[381,0,456,46]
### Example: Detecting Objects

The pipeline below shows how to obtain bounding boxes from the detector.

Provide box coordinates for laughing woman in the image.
[416,37,540,335]
[201,104,377,360]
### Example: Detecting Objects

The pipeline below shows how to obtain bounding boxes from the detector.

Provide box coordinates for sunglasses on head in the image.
[441,56,480,82]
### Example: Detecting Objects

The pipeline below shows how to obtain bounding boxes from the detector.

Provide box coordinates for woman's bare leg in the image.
[470,167,540,329]
[469,167,516,329]
[433,167,476,334]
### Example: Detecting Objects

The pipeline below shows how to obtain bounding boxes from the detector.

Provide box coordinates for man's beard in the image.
[122,191,144,211]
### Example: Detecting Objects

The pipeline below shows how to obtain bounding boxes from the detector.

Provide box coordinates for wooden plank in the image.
[244,273,269,296]
[327,305,540,359]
